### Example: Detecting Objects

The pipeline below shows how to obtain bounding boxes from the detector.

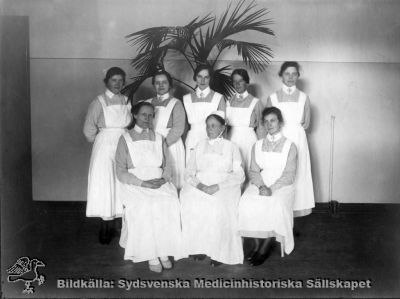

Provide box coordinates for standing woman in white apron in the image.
[183,64,226,162]
[267,61,314,217]
[83,67,131,244]
[180,111,245,266]
[227,69,265,176]
[115,102,182,273]
[145,69,186,189]
[238,107,298,266]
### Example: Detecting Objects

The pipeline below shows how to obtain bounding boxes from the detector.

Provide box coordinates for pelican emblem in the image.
[6,256,46,294]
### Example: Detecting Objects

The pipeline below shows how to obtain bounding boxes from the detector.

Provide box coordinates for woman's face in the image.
[263,113,281,135]
[206,116,224,139]
[281,66,299,87]
[106,74,124,94]
[232,74,248,94]
[134,105,154,129]
[195,69,211,90]
[153,74,170,96]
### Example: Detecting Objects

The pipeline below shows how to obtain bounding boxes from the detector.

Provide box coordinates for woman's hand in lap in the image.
[141,179,165,189]
[206,184,219,195]
[259,185,272,196]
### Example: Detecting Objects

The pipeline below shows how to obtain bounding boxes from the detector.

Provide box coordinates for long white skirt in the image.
[86,129,124,220]
[238,185,295,255]
[228,126,257,172]
[282,123,314,216]
[185,124,206,163]
[118,182,182,263]
[168,138,185,189]
[180,184,244,264]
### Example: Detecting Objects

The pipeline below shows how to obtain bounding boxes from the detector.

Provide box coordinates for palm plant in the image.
[123,0,274,101]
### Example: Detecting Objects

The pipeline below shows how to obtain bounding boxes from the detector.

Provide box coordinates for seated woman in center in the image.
[238,106,298,266]
[115,101,182,273]
[180,111,245,266]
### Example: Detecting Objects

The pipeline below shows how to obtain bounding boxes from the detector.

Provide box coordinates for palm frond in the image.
[121,75,149,102]
[216,39,273,73]
[126,26,173,52]
[210,65,236,97]
[191,0,274,66]
[213,0,274,38]
[130,45,170,75]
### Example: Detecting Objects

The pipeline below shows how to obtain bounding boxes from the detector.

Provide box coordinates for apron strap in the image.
[270,92,278,106]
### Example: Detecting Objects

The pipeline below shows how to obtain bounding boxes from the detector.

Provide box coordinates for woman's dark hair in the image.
[262,106,284,123]
[131,101,154,116]
[278,61,300,77]
[152,69,173,87]
[193,64,213,81]
[231,68,250,84]
[206,113,225,126]
[128,101,155,129]
[103,67,126,85]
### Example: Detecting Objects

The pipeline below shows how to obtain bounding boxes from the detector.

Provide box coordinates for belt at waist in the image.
[99,127,126,132]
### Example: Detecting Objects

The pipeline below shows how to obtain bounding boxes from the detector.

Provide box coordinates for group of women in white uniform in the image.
[83,62,315,273]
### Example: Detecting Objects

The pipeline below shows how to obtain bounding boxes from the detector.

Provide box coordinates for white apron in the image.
[226,96,259,172]
[180,140,244,264]
[183,92,222,163]
[146,97,185,189]
[238,138,295,255]
[86,94,131,220]
[270,91,315,216]
[117,132,182,263]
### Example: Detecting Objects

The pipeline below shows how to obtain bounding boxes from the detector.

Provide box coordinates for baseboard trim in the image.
[31,201,400,214]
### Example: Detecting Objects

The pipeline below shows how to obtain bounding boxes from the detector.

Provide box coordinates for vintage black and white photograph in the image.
[1,0,399,298]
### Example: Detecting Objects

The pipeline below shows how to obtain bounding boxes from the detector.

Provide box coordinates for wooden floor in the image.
[2,202,400,298]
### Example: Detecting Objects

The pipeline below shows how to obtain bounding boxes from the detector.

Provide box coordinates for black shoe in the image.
[98,222,112,244]
[192,254,206,261]
[250,252,268,266]
[246,250,257,262]
[210,260,222,267]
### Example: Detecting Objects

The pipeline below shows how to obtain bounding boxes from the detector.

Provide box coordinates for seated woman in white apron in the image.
[183,64,226,163]
[227,69,265,178]
[145,68,186,189]
[83,67,131,244]
[180,111,245,266]
[266,61,314,218]
[115,102,182,273]
[238,106,298,266]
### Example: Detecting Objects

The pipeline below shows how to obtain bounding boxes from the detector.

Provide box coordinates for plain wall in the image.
[4,0,400,203]
[1,16,34,275]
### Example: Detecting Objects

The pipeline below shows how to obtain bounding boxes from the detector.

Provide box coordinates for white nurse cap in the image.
[208,110,225,120]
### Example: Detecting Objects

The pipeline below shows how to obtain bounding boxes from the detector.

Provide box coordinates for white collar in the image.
[236,90,249,99]
[282,84,296,95]
[133,125,149,133]
[207,136,223,145]
[266,132,282,142]
[196,87,211,98]
[157,93,170,101]
[105,89,119,99]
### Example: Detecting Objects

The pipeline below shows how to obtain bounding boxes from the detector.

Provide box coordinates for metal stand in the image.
[329,115,339,216]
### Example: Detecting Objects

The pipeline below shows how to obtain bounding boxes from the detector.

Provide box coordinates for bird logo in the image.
[6,256,46,294]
